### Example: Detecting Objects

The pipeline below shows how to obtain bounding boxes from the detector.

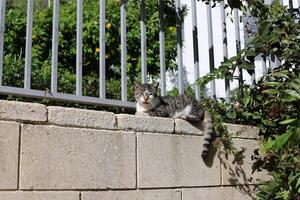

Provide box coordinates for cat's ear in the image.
[152,82,159,90]
[133,82,140,90]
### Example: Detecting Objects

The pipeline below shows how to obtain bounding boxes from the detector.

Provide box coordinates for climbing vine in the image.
[197,0,300,199]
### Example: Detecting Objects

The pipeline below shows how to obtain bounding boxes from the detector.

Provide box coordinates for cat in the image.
[134,82,214,159]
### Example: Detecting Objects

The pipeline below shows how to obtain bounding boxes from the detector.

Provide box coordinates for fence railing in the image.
[0,0,298,109]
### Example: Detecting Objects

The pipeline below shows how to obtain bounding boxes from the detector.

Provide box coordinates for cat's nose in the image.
[144,96,149,101]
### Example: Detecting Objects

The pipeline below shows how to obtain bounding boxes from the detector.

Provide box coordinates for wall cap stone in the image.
[0,100,259,138]
[225,123,260,139]
[0,100,47,122]
[48,106,116,130]
[116,114,175,133]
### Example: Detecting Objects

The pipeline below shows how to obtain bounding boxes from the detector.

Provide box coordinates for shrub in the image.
[2,0,181,106]
[197,1,300,199]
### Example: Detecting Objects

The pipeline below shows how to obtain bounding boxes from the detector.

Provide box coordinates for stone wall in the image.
[0,100,266,200]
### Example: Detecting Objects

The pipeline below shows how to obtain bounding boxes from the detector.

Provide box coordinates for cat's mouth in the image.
[143,102,149,104]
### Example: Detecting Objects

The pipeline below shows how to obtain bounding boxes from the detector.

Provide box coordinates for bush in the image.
[197,1,300,199]
[2,0,181,106]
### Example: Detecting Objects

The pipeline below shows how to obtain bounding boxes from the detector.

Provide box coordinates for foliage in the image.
[197,0,300,199]
[2,0,182,110]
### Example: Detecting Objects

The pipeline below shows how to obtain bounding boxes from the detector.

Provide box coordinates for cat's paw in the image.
[180,114,187,120]
[135,112,149,116]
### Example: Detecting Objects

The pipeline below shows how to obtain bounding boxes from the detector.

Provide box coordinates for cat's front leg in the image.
[179,114,187,120]
[135,111,150,116]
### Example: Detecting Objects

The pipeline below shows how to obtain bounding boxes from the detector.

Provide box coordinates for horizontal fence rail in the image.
[0,0,298,109]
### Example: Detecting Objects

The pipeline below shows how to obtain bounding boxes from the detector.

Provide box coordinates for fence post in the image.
[234,8,243,98]
[76,0,83,96]
[121,0,127,101]
[158,0,166,96]
[176,0,184,95]
[25,0,34,89]
[220,1,230,101]
[140,0,147,84]
[191,0,200,100]
[99,0,106,98]
[206,2,216,99]
[51,0,59,93]
[0,0,6,86]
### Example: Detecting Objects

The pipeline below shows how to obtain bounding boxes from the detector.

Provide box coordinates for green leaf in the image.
[278,190,289,200]
[272,131,293,151]
[284,89,300,99]
[243,95,251,106]
[262,89,278,95]
[241,62,254,70]
[244,49,256,57]
[279,118,296,125]
[260,138,274,155]
[288,173,300,187]
[263,82,282,88]
[272,71,289,79]
[296,176,300,190]
[289,81,300,93]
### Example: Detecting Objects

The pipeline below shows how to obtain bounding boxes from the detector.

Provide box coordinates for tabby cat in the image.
[134,82,214,159]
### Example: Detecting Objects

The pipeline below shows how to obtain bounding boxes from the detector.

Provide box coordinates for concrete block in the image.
[0,121,19,189]
[0,192,79,200]
[48,106,116,129]
[175,118,204,135]
[226,123,260,139]
[221,139,268,185]
[20,125,136,189]
[0,100,47,122]
[137,133,221,188]
[82,189,181,200]
[182,187,256,200]
[117,114,174,133]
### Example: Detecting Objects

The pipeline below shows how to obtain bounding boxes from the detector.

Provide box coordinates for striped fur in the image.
[134,83,214,159]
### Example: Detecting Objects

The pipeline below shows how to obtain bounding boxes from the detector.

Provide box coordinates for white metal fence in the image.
[0,0,298,109]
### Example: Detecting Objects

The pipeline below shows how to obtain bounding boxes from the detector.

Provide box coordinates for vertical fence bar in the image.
[99,0,105,98]
[175,0,184,95]
[289,0,294,15]
[140,0,147,84]
[158,0,166,96]
[220,1,230,101]
[206,2,216,99]
[234,8,243,97]
[76,0,83,96]
[24,0,34,89]
[262,56,267,75]
[250,70,256,88]
[270,53,281,68]
[0,0,6,85]
[121,0,127,101]
[51,0,59,93]
[191,0,200,100]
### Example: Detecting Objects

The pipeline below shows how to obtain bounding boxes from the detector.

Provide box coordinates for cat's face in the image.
[134,83,158,105]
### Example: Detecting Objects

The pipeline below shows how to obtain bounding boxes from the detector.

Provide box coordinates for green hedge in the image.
[2,0,181,106]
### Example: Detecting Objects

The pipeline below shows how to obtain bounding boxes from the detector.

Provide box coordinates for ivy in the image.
[196,0,300,199]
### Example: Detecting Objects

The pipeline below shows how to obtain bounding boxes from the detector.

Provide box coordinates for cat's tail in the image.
[201,112,214,160]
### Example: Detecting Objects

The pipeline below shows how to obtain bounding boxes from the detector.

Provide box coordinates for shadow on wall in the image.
[220,152,258,200]
[190,120,259,200]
